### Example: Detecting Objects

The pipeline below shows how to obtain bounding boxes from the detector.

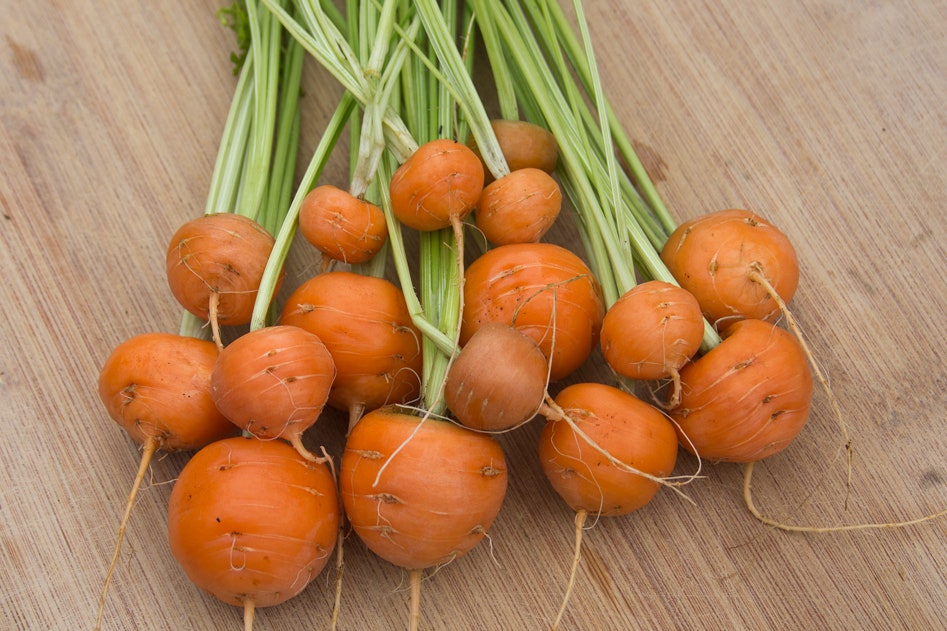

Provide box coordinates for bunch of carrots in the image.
[93,1,945,630]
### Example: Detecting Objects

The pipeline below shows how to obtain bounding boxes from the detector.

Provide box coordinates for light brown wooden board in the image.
[2,1,945,630]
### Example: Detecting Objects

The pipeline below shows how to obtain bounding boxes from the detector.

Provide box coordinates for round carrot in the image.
[461,242,605,381]
[95,332,237,628]
[538,382,680,629]
[468,119,559,182]
[475,167,562,245]
[670,318,814,463]
[339,407,508,570]
[279,271,422,428]
[388,138,484,232]
[660,208,799,326]
[600,280,704,406]
[210,325,336,460]
[167,436,339,616]
[165,213,278,339]
[445,323,549,431]
[539,382,679,517]
[98,332,236,451]
[298,184,388,265]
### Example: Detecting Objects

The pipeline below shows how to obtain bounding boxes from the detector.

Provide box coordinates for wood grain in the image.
[1,1,944,630]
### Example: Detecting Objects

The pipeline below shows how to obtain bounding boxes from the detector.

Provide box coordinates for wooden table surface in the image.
[2,2,945,630]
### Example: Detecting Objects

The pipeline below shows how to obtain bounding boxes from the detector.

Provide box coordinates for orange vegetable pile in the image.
[92,1,944,630]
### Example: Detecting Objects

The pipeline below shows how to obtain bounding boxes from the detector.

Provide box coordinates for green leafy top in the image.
[217,1,251,74]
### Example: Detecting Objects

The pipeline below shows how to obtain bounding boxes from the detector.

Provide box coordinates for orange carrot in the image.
[600,280,704,406]
[339,407,508,570]
[279,271,423,428]
[468,119,559,182]
[445,323,549,431]
[298,184,388,266]
[461,242,605,381]
[660,209,799,326]
[670,318,814,463]
[165,213,279,346]
[210,324,336,460]
[95,332,237,628]
[475,167,562,245]
[388,138,484,232]
[538,382,680,629]
[167,436,339,626]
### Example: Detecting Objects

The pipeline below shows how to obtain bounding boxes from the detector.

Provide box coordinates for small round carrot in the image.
[660,208,799,326]
[538,382,680,629]
[339,407,508,570]
[461,242,605,381]
[670,318,814,463]
[600,280,704,406]
[388,138,484,232]
[165,213,279,344]
[475,167,562,245]
[298,184,388,265]
[539,382,680,517]
[167,436,339,622]
[279,271,423,428]
[210,324,336,461]
[95,332,237,628]
[468,119,559,181]
[445,323,549,432]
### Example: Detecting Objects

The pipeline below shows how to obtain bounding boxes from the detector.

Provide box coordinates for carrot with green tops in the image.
[475,167,562,245]
[298,184,388,268]
[166,213,279,348]
[600,280,704,407]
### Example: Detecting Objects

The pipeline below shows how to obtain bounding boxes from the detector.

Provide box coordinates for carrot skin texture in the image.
[340,408,508,570]
[211,325,335,444]
[461,242,605,381]
[98,333,237,450]
[165,213,278,326]
[279,271,423,415]
[167,437,339,608]
[671,319,814,462]
[298,184,387,264]
[600,280,704,381]
[539,383,678,516]
[660,209,799,326]
[445,323,548,431]
[475,167,562,245]
[388,138,485,232]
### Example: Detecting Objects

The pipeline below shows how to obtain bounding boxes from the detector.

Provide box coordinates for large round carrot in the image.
[445,323,549,431]
[539,382,679,517]
[475,167,562,245]
[339,407,508,570]
[461,242,605,381]
[298,184,388,265]
[211,325,336,460]
[388,138,484,232]
[670,318,814,463]
[279,271,423,427]
[660,208,799,326]
[600,280,704,406]
[95,332,237,627]
[168,436,339,619]
[165,213,278,340]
